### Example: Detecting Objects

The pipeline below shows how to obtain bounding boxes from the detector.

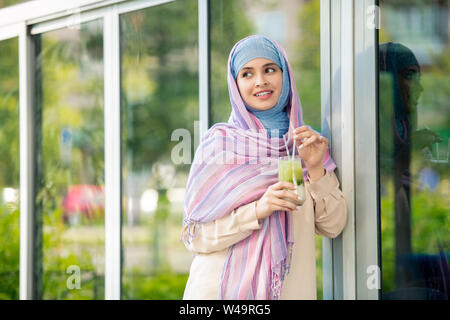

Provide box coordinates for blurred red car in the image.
[62,184,105,224]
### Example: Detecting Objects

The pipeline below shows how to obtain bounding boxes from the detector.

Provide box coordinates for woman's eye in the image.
[242,72,252,78]
[266,67,276,73]
[401,69,420,81]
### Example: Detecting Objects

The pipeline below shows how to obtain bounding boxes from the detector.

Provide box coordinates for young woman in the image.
[181,35,347,300]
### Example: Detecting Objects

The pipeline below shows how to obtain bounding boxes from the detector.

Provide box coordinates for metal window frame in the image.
[321,0,379,300]
[320,0,332,300]
[0,22,21,41]
[18,22,36,300]
[30,0,175,35]
[354,0,379,300]
[198,0,209,140]
[103,4,121,301]
[321,0,348,300]
[0,0,125,28]
[340,0,357,300]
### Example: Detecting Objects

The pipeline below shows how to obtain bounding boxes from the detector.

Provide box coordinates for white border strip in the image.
[104,5,121,300]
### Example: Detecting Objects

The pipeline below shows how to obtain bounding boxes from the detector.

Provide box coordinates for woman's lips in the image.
[254,91,273,100]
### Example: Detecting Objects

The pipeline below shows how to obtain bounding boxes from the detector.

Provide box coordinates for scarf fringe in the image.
[180,218,200,246]
[270,240,294,299]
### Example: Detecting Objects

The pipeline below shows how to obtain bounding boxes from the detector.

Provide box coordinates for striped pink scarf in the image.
[182,35,336,299]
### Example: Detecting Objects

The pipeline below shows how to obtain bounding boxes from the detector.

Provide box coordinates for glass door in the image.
[378,0,449,300]
[120,0,199,299]
[34,19,105,299]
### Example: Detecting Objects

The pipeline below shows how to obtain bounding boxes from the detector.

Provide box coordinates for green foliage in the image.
[295,0,320,71]
[209,0,255,125]
[209,0,323,130]
[381,181,450,293]
[291,1,322,130]
[0,0,25,8]
[41,207,104,299]
[0,35,20,301]
[0,38,20,187]
[0,206,20,300]
[120,0,199,299]
[120,0,199,171]
[122,271,188,300]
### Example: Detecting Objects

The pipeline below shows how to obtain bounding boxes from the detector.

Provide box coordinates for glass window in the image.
[0,37,19,300]
[34,20,105,299]
[120,0,198,299]
[378,0,450,300]
[209,0,324,299]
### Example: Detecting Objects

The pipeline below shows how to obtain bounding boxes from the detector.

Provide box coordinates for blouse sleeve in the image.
[306,170,347,238]
[182,201,262,254]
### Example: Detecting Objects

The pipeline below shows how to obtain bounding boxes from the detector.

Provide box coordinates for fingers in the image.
[270,197,297,211]
[294,125,309,134]
[319,136,328,145]
[270,181,296,191]
[294,131,313,141]
[302,134,319,148]
[294,129,328,149]
[273,189,299,203]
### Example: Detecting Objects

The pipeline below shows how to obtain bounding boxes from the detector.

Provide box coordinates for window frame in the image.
[320,0,379,300]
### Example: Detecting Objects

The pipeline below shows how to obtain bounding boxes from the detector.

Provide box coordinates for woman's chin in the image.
[249,101,276,111]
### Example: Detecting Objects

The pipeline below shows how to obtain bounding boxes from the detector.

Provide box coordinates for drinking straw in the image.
[289,122,298,189]
[290,122,296,160]
[283,134,291,158]
[282,134,298,199]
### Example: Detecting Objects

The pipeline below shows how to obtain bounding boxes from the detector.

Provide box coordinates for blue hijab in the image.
[379,42,420,141]
[231,35,291,138]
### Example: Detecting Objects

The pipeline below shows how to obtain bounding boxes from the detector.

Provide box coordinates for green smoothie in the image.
[278,156,306,207]
[278,156,304,185]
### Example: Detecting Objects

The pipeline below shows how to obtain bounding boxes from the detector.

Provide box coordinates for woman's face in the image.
[397,64,423,114]
[236,58,283,111]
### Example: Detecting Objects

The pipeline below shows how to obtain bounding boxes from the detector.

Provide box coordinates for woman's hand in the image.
[255,181,299,220]
[294,126,327,180]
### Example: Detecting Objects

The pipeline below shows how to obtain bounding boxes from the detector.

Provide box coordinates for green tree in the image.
[0,36,20,300]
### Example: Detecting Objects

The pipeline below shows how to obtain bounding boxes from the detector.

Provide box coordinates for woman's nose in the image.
[255,72,268,87]
[418,81,424,93]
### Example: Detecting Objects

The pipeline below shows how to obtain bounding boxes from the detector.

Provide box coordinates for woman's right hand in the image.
[255,181,299,220]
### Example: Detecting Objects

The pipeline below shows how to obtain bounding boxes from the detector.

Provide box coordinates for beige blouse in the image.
[182,170,347,300]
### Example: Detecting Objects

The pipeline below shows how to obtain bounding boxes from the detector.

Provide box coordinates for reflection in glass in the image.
[0,37,20,300]
[379,0,449,300]
[120,0,198,299]
[34,20,105,299]
[209,0,325,298]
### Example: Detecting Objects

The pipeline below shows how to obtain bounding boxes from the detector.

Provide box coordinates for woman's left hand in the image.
[294,126,328,173]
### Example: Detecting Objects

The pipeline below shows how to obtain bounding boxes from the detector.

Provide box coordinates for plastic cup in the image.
[278,155,306,206]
